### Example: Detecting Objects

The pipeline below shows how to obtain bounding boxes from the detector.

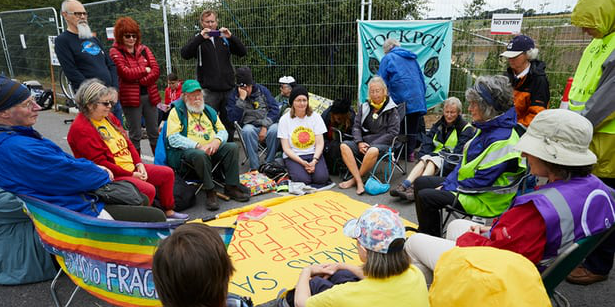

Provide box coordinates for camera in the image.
[208,30,221,37]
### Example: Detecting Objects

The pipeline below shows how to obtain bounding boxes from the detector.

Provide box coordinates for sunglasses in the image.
[97,100,116,107]
[123,34,137,39]
[67,11,88,17]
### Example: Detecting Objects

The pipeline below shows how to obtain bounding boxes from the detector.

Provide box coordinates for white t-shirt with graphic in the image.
[277,112,327,157]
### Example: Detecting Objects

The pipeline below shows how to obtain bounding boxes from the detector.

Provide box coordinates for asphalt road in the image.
[0,109,612,306]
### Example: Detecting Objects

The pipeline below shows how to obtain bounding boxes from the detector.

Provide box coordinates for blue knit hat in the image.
[0,76,30,111]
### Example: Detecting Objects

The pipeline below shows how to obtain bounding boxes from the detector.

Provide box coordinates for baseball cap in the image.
[514,109,596,166]
[343,205,406,254]
[500,35,535,58]
[182,79,202,93]
[279,76,296,84]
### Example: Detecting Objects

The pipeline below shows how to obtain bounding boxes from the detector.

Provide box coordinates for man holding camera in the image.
[180,10,246,131]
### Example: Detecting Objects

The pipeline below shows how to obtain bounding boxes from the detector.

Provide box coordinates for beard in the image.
[186,99,205,114]
[77,22,93,39]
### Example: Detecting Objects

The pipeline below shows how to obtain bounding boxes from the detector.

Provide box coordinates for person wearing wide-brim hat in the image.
[405,109,615,284]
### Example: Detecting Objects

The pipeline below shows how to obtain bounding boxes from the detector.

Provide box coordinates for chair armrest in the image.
[456,173,531,195]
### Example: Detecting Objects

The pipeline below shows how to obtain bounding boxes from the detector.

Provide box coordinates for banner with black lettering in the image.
[357,20,453,109]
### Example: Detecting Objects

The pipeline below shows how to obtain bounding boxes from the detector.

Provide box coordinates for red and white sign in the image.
[491,14,523,35]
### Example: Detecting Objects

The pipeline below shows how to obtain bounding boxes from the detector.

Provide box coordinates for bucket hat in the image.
[514,109,596,166]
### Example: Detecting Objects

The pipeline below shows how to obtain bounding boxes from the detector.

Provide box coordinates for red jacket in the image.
[164,82,182,105]
[67,113,142,177]
[109,42,161,107]
[455,201,547,264]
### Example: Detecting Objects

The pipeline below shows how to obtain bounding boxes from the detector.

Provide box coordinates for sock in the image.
[402,179,412,188]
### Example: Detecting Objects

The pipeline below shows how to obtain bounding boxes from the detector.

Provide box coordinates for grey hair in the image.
[383,38,401,54]
[74,78,117,117]
[525,48,539,60]
[465,75,513,121]
[443,97,462,114]
[368,76,388,93]
[61,0,80,12]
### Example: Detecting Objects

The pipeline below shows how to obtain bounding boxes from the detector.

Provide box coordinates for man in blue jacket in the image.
[227,67,280,170]
[0,76,163,221]
[378,38,427,159]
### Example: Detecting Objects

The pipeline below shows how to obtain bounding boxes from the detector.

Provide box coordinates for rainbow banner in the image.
[21,195,186,307]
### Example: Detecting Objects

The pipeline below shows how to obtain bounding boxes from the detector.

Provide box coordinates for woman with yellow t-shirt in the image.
[67,79,187,220]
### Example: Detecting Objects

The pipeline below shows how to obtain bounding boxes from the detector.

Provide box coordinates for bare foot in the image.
[339,178,356,189]
[355,181,365,195]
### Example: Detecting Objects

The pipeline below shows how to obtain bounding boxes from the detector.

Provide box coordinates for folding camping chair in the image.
[541,226,615,307]
[440,172,531,235]
[21,195,184,307]
[234,121,268,167]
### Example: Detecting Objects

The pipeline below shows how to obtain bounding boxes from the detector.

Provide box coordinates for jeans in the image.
[242,123,279,170]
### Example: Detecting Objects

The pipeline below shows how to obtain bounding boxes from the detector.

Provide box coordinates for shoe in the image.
[275,288,293,307]
[566,266,608,285]
[205,189,219,211]
[390,183,409,198]
[404,187,415,202]
[194,189,207,208]
[409,151,416,162]
[225,185,250,202]
[166,211,189,220]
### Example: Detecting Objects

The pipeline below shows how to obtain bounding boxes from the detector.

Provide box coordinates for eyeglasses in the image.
[18,98,37,109]
[123,34,137,39]
[97,100,116,107]
[66,11,88,17]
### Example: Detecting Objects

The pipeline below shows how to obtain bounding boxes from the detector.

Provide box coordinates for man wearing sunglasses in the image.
[55,0,123,123]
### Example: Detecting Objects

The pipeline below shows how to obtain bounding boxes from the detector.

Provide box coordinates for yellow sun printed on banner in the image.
[291,126,315,149]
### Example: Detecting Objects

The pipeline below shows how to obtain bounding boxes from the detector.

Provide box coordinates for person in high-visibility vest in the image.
[565,0,615,286]
[390,97,474,201]
[405,109,614,286]
[501,35,550,127]
[412,75,526,237]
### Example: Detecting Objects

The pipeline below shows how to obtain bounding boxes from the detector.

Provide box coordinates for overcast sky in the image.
[425,0,577,18]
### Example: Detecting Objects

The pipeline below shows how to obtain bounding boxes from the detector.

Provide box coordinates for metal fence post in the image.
[0,17,13,77]
[162,0,171,75]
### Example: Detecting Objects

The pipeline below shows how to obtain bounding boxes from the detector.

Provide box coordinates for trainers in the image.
[390,183,409,198]
[225,185,250,202]
[205,189,219,211]
[566,266,608,285]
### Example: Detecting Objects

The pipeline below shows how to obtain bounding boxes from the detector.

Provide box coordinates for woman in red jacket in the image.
[67,79,188,220]
[109,17,160,155]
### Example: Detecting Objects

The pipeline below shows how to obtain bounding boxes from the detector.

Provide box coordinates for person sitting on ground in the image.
[279,205,429,307]
[278,86,330,186]
[276,75,296,114]
[404,109,615,284]
[153,223,235,307]
[0,76,165,222]
[321,98,355,175]
[429,247,551,306]
[390,97,474,201]
[501,35,550,127]
[227,66,280,171]
[412,75,526,237]
[165,79,249,211]
[339,76,400,195]
[67,79,187,220]
[159,72,182,124]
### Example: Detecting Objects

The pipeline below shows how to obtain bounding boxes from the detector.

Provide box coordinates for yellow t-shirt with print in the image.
[90,118,135,172]
[167,108,226,146]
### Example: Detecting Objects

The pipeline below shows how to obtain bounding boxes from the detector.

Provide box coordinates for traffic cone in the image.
[559,77,573,109]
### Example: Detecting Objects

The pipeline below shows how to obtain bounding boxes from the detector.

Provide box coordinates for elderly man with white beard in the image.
[165,80,249,211]
[55,0,123,122]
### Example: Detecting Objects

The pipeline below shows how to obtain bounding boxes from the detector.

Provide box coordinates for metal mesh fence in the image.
[0,7,59,78]
[0,0,589,108]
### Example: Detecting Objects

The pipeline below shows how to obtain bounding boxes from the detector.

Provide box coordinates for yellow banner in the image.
[204,191,415,305]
